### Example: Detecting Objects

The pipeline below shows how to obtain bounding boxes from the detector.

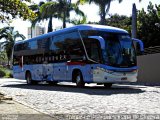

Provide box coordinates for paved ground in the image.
[0,86,53,120]
[1,78,160,119]
[0,95,53,120]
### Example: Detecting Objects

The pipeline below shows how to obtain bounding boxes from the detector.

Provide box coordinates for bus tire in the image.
[26,72,37,85]
[104,83,112,88]
[74,71,85,87]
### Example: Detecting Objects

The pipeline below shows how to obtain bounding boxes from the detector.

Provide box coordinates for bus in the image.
[12,24,144,87]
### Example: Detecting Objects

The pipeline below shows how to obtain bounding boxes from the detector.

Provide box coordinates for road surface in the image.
[1,78,160,119]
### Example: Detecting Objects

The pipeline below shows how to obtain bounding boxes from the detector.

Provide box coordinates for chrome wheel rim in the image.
[27,75,31,84]
[76,75,81,84]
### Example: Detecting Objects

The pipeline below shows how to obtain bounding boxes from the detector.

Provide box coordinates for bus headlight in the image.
[132,69,138,73]
[96,67,114,74]
[105,70,114,74]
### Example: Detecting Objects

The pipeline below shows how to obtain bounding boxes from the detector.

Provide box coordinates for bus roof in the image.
[15,24,128,44]
[73,24,128,33]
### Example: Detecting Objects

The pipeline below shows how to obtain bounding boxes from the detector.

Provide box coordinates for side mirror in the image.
[132,38,144,55]
[88,36,105,50]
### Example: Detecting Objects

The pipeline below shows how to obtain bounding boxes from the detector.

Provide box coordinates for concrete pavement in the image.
[0,93,53,120]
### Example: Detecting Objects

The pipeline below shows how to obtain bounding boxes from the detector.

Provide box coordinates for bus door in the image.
[85,38,103,82]
[13,56,24,79]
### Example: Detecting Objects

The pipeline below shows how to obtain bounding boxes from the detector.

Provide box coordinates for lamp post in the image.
[132,3,137,39]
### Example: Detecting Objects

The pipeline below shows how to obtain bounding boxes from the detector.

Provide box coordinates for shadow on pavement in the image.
[1,82,145,96]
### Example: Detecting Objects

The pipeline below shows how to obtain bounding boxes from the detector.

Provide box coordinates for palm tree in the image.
[40,0,85,28]
[70,15,87,25]
[30,1,60,32]
[0,51,5,62]
[39,1,58,32]
[78,0,123,25]
[29,2,46,35]
[0,27,25,65]
[79,0,143,25]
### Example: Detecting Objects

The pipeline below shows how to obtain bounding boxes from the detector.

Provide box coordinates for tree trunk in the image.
[7,59,10,66]
[100,14,106,25]
[99,5,106,25]
[63,11,66,28]
[48,16,53,33]
[31,27,33,38]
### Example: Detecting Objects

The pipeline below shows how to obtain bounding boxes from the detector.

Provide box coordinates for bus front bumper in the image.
[92,68,137,83]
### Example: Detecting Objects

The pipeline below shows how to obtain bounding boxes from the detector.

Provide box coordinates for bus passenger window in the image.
[49,56,52,62]
[45,56,48,61]
[36,56,39,63]
[84,38,102,63]
[13,56,19,65]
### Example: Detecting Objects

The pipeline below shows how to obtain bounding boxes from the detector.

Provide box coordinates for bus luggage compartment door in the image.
[53,63,67,81]
[42,63,53,81]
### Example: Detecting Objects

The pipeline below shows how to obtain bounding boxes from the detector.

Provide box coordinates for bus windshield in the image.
[80,30,136,68]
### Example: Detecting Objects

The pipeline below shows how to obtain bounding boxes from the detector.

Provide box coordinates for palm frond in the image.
[0,26,25,61]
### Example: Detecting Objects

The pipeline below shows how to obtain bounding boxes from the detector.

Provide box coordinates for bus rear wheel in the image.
[26,72,37,85]
[104,83,112,88]
[74,71,85,88]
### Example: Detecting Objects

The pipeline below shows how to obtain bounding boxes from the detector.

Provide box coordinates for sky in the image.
[1,0,160,39]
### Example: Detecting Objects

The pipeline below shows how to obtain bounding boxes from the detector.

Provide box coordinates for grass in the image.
[0,65,13,78]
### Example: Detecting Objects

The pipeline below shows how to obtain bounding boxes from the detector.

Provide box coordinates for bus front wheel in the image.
[74,71,85,87]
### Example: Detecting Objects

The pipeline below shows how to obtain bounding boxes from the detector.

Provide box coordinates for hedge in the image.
[0,65,13,78]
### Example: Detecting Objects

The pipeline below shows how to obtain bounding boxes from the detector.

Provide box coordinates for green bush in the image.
[0,70,5,78]
[4,71,13,78]
[0,65,3,68]
[0,65,13,78]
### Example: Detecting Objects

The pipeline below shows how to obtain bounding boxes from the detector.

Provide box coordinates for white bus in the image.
[13,24,144,87]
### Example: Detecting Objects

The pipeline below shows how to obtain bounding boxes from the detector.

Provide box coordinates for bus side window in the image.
[13,56,19,65]
[67,43,84,60]
[36,56,39,64]
[38,56,41,64]
[64,32,85,61]
[50,31,85,62]
[84,38,102,63]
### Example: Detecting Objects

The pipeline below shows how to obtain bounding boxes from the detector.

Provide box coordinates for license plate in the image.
[121,77,127,80]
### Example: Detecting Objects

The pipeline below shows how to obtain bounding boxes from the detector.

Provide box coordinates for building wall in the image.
[137,53,160,83]
[28,25,45,39]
